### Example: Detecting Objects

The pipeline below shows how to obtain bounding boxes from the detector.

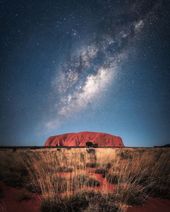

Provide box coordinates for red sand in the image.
[45,131,124,147]
[0,182,40,212]
[87,167,115,193]
[127,198,170,212]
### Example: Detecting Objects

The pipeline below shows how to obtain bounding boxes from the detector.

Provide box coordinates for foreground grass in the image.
[0,148,169,211]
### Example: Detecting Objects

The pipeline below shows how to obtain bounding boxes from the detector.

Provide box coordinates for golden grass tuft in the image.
[0,147,169,211]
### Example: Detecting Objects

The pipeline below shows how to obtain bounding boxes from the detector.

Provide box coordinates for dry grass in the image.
[0,148,169,211]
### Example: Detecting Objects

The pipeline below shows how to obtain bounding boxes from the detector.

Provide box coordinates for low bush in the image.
[25,183,41,194]
[106,174,119,184]
[117,184,146,206]
[84,178,100,187]
[146,184,170,199]
[86,163,98,168]
[119,151,132,160]
[105,163,112,170]
[95,168,107,177]
[41,192,118,212]
[52,176,68,193]
[41,194,89,212]
[86,148,96,154]
[73,175,100,188]
[15,190,32,201]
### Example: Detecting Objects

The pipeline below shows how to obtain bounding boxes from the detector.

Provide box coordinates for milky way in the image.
[46,1,159,130]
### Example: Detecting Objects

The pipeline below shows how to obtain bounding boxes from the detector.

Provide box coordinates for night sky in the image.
[0,0,170,146]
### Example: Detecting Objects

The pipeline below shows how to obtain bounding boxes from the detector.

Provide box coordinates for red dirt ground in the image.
[0,182,40,212]
[127,198,170,212]
[88,167,115,193]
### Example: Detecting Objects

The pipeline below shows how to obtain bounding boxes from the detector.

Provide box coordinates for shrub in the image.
[25,183,41,194]
[86,142,93,147]
[106,174,119,184]
[41,194,89,212]
[119,151,132,160]
[136,175,151,186]
[80,153,85,162]
[86,148,96,154]
[105,163,111,170]
[41,199,65,212]
[73,175,100,188]
[15,190,32,201]
[95,168,107,177]
[146,184,170,199]
[52,176,68,193]
[118,185,146,205]
[84,178,100,187]
[78,192,118,212]
[86,163,98,168]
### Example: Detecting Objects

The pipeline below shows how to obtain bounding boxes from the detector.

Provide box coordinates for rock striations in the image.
[45,131,124,147]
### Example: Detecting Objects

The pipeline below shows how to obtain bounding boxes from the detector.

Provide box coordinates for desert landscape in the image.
[0,147,169,212]
[1,1,170,211]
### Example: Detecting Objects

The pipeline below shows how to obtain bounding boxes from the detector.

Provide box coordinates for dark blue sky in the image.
[0,0,170,146]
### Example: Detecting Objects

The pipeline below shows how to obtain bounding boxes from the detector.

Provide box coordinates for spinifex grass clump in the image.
[106,174,119,184]
[0,150,30,188]
[52,176,68,193]
[24,149,90,198]
[41,191,119,212]
[95,168,107,177]
[73,174,100,188]
[1,148,169,212]
[86,162,98,168]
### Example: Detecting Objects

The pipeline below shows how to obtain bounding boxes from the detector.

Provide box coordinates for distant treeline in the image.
[154,144,170,148]
[0,146,124,149]
[0,144,169,150]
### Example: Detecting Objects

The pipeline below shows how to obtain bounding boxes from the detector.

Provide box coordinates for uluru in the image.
[45,131,124,147]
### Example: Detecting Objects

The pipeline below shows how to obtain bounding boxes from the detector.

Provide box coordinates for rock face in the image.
[45,131,124,147]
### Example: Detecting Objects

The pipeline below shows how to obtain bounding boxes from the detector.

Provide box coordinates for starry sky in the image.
[0,0,170,146]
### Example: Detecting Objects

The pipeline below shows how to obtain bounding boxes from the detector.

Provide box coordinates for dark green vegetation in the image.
[41,192,118,212]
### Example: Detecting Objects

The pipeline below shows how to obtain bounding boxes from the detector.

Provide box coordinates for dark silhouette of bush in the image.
[41,192,118,212]
[119,151,132,160]
[73,175,100,188]
[41,194,89,212]
[86,162,98,168]
[105,163,112,169]
[86,141,98,148]
[117,186,146,206]
[84,178,100,187]
[95,168,107,177]
[106,174,119,184]
[86,148,96,153]
[52,176,68,193]
[25,183,41,194]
